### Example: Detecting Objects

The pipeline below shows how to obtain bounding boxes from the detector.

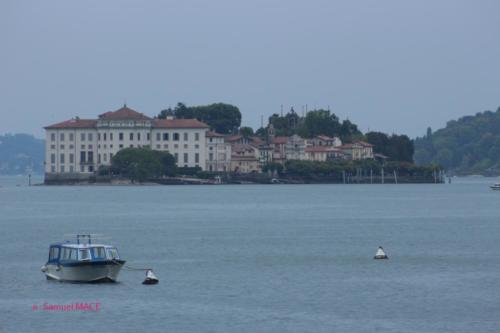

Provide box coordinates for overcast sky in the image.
[1,0,499,138]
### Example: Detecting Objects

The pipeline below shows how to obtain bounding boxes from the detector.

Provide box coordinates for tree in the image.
[159,102,241,134]
[111,148,176,182]
[298,109,341,138]
[239,126,254,138]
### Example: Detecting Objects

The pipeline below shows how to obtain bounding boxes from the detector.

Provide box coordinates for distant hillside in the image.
[414,107,500,175]
[0,134,44,175]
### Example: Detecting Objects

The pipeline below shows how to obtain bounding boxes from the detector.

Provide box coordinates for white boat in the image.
[490,183,500,190]
[41,235,125,283]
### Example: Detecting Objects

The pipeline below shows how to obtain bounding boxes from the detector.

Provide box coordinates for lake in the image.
[1,176,500,332]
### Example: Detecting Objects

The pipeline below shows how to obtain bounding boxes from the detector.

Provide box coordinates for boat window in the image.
[61,247,69,260]
[49,247,59,261]
[79,249,91,261]
[106,248,119,260]
[92,247,106,259]
[69,249,78,260]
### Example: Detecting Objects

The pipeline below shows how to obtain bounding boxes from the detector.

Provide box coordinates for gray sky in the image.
[1,0,499,138]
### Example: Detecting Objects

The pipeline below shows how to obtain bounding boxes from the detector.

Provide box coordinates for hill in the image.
[414,107,500,175]
[0,134,45,175]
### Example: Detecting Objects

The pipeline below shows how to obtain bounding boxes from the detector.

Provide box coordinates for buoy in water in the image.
[142,269,159,285]
[374,246,388,260]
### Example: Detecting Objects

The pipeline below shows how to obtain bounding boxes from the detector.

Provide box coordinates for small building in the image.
[338,141,374,160]
[285,134,307,160]
[304,146,347,162]
[308,135,342,148]
[206,131,231,172]
[230,144,261,173]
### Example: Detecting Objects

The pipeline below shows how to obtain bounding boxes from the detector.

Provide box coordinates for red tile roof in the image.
[206,131,225,137]
[44,119,97,129]
[98,106,151,120]
[226,135,243,142]
[152,119,209,128]
[271,136,289,144]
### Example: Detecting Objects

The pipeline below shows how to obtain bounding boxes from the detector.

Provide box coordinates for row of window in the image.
[51,132,202,142]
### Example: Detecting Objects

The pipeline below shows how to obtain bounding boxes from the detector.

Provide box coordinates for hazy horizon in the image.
[2,0,499,139]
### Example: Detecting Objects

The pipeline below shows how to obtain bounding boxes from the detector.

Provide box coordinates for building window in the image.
[51,133,55,142]
[80,151,86,163]
[80,165,84,172]
[69,144,74,149]
[110,153,113,160]
[60,144,64,150]
[130,144,133,148]
[110,144,113,148]
[195,144,199,149]
[173,133,179,141]
[147,133,150,141]
[119,133,124,141]
[81,133,86,141]
[81,145,85,149]
[174,153,178,162]
[88,144,93,149]
[119,144,123,148]
[69,133,74,141]
[60,133,65,141]
[209,153,213,161]
[98,154,101,163]
[88,133,93,141]
[51,153,55,164]
[183,133,188,141]
[69,165,74,173]
[98,133,101,141]
[130,133,134,140]
[60,154,65,164]
[156,144,161,149]
[163,144,168,149]
[195,153,199,163]
[183,153,188,163]
[195,133,199,141]
[103,154,107,162]
[184,144,188,149]
[50,144,55,149]
[137,133,141,141]
[51,166,55,173]
[209,138,212,143]
[88,152,94,163]
[163,133,169,141]
[69,153,74,163]
[103,133,107,141]
[61,165,65,173]
[110,133,113,140]
[89,165,94,172]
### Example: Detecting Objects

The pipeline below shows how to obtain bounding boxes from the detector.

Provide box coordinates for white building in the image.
[44,105,209,179]
[206,131,231,172]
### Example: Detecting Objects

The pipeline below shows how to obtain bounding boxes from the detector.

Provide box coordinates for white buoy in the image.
[374,246,388,259]
[142,269,159,285]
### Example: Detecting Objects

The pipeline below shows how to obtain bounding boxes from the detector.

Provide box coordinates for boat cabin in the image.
[47,235,121,264]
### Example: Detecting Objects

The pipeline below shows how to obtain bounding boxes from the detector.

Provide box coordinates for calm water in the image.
[1,176,500,332]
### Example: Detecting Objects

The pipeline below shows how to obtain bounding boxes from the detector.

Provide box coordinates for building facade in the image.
[206,131,231,172]
[44,105,209,178]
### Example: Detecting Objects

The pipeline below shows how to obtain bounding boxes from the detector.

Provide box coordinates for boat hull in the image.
[43,260,125,283]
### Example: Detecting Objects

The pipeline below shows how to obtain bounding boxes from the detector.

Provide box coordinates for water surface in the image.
[1,176,499,332]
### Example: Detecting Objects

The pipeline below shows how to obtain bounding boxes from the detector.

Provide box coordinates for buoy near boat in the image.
[142,269,159,285]
[374,246,388,259]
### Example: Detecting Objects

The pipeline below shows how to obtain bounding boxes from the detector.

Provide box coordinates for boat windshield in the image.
[79,249,91,261]
[106,248,119,260]
[92,247,106,259]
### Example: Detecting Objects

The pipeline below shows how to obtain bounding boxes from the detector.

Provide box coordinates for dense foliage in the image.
[0,134,44,174]
[284,159,438,178]
[265,108,363,142]
[414,107,500,173]
[366,132,414,162]
[109,148,176,182]
[158,102,241,134]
